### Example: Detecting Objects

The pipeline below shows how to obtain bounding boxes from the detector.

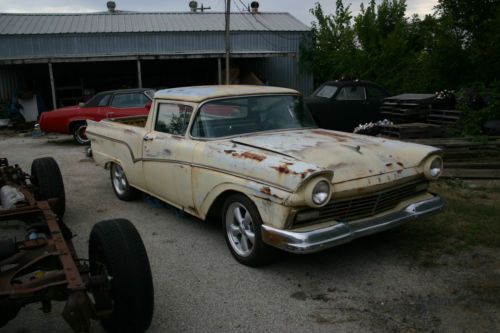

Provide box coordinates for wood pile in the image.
[380,123,444,139]
[381,94,435,122]
[408,137,500,179]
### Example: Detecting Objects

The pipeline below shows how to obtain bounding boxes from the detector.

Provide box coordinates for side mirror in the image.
[78,102,85,107]
[144,103,152,111]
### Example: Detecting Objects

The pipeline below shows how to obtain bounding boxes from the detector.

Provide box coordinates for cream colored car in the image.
[87,85,444,266]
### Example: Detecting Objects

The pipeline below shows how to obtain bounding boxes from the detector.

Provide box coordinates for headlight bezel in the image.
[423,155,443,180]
[304,177,332,208]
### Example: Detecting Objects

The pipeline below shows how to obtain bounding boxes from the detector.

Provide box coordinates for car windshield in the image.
[191,95,317,139]
[313,85,338,98]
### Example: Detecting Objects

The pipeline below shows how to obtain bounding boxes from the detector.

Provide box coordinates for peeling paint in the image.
[231,151,267,162]
[260,186,272,195]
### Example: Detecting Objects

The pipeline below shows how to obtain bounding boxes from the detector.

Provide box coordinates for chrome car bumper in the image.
[261,195,443,254]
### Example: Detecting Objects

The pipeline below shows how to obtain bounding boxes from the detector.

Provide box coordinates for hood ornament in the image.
[342,144,363,155]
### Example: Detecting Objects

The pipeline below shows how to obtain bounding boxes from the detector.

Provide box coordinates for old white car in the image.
[87,85,444,266]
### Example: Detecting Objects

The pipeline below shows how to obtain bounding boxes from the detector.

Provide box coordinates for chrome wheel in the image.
[225,202,256,257]
[111,164,128,196]
[73,124,89,145]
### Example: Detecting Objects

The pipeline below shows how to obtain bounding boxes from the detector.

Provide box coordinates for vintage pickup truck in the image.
[87,85,444,266]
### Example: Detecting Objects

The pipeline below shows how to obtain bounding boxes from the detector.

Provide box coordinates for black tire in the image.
[110,163,140,201]
[0,307,19,327]
[222,194,275,267]
[89,219,154,333]
[31,157,66,218]
[72,121,90,145]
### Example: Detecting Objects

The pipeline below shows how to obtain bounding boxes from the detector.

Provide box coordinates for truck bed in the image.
[107,115,148,128]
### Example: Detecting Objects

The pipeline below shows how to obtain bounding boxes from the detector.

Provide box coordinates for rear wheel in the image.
[110,163,139,201]
[31,157,66,218]
[89,219,154,333]
[72,121,89,145]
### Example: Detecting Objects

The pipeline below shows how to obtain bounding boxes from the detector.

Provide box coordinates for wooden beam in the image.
[137,59,142,88]
[48,62,57,109]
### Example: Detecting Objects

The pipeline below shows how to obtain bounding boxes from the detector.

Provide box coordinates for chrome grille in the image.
[295,180,428,225]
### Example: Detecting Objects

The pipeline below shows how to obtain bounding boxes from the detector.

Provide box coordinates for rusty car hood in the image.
[194,129,440,193]
[229,129,440,183]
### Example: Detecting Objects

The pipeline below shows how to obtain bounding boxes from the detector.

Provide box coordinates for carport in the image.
[0,10,312,110]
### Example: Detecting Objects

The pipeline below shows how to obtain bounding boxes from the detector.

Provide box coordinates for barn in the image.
[0,2,312,112]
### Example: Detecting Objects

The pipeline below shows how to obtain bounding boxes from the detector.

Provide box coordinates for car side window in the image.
[98,94,111,106]
[314,85,338,99]
[111,93,150,108]
[154,103,193,135]
[336,86,366,101]
[367,86,388,100]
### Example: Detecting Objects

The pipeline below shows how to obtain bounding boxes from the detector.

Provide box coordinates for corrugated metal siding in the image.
[0,12,309,34]
[0,31,309,58]
[0,66,18,100]
[0,31,313,95]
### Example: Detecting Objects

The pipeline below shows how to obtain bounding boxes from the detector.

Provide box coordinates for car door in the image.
[142,102,197,210]
[107,92,151,118]
[331,85,368,131]
[365,85,389,122]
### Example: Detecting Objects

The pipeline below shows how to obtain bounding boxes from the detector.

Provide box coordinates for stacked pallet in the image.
[408,137,500,179]
[381,94,435,122]
[427,109,462,126]
[380,123,444,139]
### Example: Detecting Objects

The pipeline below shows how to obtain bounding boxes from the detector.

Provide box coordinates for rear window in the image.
[111,93,150,108]
[314,85,338,99]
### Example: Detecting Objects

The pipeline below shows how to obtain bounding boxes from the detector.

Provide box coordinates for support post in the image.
[137,59,143,88]
[224,0,231,85]
[48,62,57,109]
[217,57,222,85]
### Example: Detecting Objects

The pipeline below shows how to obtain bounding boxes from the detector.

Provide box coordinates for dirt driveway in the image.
[1,132,499,333]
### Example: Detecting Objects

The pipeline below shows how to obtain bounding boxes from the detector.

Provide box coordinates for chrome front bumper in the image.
[261,195,443,254]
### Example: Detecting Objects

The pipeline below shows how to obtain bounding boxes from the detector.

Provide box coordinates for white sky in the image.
[0,0,439,25]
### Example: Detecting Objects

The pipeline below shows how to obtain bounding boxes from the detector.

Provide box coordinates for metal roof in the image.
[155,85,299,102]
[0,12,309,35]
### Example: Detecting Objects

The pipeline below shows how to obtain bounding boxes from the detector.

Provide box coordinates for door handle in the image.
[143,136,154,142]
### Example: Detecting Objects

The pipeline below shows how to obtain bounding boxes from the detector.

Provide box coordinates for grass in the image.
[376,180,500,265]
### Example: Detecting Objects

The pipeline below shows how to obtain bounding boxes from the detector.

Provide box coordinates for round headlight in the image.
[312,180,330,205]
[424,156,443,179]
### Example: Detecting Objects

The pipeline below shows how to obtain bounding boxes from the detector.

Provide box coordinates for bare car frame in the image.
[0,157,153,332]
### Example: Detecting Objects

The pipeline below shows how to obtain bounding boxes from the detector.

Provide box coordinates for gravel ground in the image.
[1,132,499,333]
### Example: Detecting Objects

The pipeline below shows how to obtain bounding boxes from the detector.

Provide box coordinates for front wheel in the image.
[222,194,275,267]
[110,163,139,201]
[72,122,90,145]
[89,219,154,333]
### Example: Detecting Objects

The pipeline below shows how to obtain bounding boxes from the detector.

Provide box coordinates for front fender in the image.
[193,168,292,229]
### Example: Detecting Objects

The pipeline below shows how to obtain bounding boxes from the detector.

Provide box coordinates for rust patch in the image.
[124,128,136,135]
[272,164,291,174]
[231,151,267,162]
[164,149,172,156]
[260,186,272,195]
[224,149,236,154]
[386,163,393,167]
[272,165,315,179]
[171,135,184,141]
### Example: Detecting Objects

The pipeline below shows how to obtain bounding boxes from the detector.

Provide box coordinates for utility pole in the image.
[224,0,231,85]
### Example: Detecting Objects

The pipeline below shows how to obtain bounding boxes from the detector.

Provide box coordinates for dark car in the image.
[39,88,154,144]
[305,80,389,132]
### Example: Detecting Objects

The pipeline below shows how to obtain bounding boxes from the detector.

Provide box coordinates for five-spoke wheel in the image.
[222,194,274,266]
[110,163,139,201]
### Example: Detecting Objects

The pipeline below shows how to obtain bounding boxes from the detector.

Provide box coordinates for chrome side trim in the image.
[261,194,443,254]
